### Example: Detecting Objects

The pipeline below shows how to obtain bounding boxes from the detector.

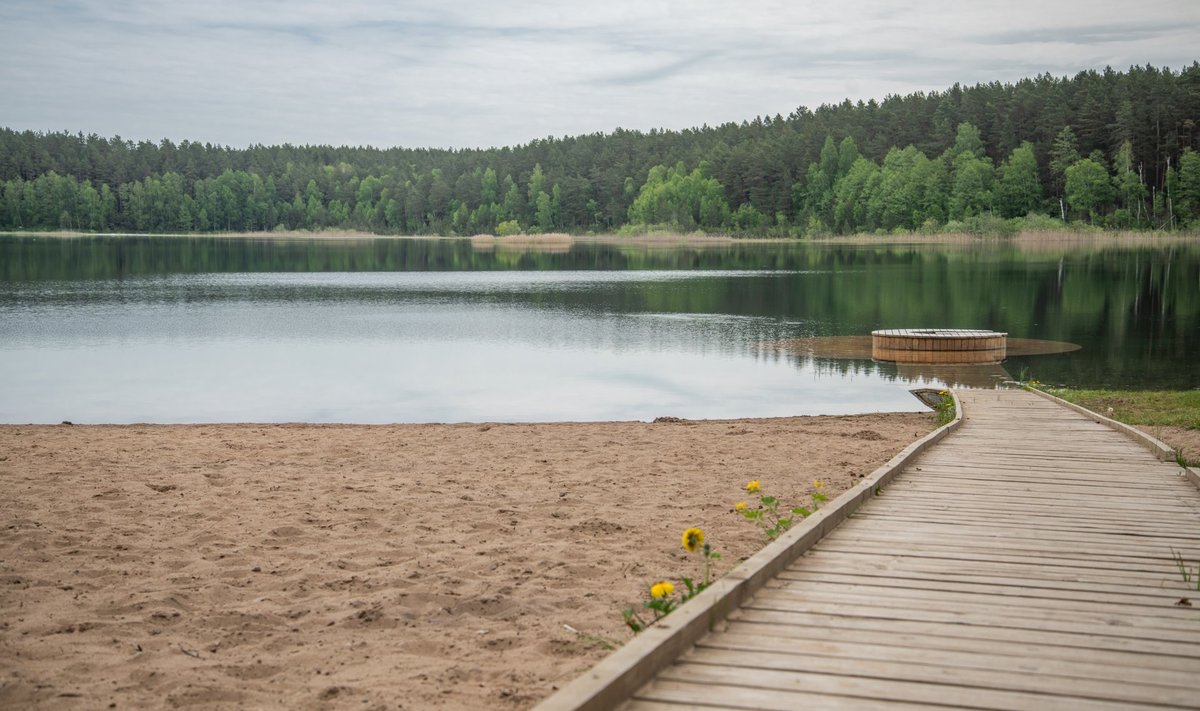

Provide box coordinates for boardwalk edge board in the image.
[1023,385,1177,463]
[1186,466,1200,491]
[531,392,965,711]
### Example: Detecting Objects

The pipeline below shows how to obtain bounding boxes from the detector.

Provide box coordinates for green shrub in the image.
[495,219,522,236]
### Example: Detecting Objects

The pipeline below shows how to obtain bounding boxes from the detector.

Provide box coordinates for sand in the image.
[1149,426,1200,466]
[0,414,932,710]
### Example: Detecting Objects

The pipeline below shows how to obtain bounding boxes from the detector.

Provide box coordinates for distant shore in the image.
[0,412,930,709]
[5,227,1198,249]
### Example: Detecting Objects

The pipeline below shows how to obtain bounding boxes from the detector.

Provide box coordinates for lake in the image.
[1,234,1196,424]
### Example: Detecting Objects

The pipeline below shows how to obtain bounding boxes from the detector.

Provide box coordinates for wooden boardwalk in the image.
[558,388,1200,710]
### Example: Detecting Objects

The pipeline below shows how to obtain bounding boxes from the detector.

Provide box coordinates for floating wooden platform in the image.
[872,328,1008,364]
[536,388,1200,711]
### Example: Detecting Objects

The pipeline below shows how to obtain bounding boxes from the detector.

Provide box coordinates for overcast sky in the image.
[2,0,1198,150]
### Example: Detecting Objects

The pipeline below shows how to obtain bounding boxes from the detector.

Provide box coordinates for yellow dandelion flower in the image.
[745,480,761,493]
[735,501,747,511]
[650,581,675,599]
[813,479,825,489]
[682,527,704,553]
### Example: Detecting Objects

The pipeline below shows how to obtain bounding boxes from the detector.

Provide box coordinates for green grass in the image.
[1045,389,1200,430]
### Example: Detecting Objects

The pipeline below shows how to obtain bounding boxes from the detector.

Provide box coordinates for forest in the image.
[1,63,1199,237]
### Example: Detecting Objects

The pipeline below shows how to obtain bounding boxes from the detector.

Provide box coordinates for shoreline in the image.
[5,228,1198,248]
[0,412,932,709]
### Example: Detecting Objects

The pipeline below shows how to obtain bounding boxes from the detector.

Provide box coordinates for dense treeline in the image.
[2,63,1199,236]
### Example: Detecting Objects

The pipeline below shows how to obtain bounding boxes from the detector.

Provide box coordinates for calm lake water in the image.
[1,235,1197,423]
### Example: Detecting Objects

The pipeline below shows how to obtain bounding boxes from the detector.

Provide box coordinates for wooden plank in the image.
[860,497,1200,523]
[855,510,1200,531]
[840,520,1200,548]
[774,569,1190,607]
[851,488,1200,514]
[927,445,1149,457]
[933,445,1154,454]
[652,663,1170,711]
[814,534,1200,564]
[809,543,1191,577]
[806,540,1200,569]
[888,480,1191,495]
[877,475,1192,492]
[902,466,1193,489]
[870,480,1197,503]
[909,462,1189,479]
[858,500,1200,528]
[840,509,1199,540]
[872,484,1196,503]
[755,583,1200,629]
[831,518,1200,551]
[624,695,931,711]
[701,634,1200,690]
[682,645,1197,707]
[809,542,1186,576]
[743,593,1200,643]
[901,474,1190,493]
[922,443,1148,457]
[730,607,1200,660]
[718,620,1200,675]
[792,560,1188,591]
[916,450,1168,464]
[847,512,1200,539]
[783,558,1196,596]
[628,680,937,711]
[914,449,1176,464]
[913,458,1175,472]
[909,464,1180,477]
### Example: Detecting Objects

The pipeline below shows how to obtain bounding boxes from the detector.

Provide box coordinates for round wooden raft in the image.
[871,328,1007,364]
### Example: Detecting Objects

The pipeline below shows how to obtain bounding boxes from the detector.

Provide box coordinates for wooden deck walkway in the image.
[545,388,1200,711]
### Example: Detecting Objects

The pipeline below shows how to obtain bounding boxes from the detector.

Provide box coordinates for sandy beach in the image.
[0,413,931,710]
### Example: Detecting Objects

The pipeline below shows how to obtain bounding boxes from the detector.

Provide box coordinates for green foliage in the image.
[997,142,1043,218]
[1177,150,1200,226]
[1065,158,1116,223]
[833,157,881,233]
[735,480,828,541]
[495,219,522,236]
[959,214,1019,236]
[2,63,1199,236]
[533,190,555,233]
[1111,141,1147,227]
[933,390,956,427]
[871,146,927,230]
[622,532,720,634]
[1012,212,1067,231]
[1048,126,1081,194]
[627,162,730,231]
[730,202,766,232]
[797,136,839,228]
[1171,549,1200,592]
[949,122,986,161]
[948,151,995,221]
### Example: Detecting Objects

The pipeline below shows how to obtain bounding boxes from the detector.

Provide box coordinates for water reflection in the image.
[0,235,1197,423]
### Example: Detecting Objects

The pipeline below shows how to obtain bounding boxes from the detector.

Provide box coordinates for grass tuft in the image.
[1045,389,1200,430]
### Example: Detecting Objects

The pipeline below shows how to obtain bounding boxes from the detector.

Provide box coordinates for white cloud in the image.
[1,0,1197,148]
